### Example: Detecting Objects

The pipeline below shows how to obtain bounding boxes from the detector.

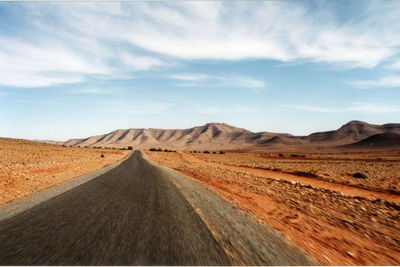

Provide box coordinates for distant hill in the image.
[304,121,400,146]
[33,140,64,145]
[342,133,400,148]
[64,123,289,149]
[63,121,400,150]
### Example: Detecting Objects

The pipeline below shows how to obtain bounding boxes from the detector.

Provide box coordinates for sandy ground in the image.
[205,151,400,193]
[0,138,130,205]
[145,150,400,266]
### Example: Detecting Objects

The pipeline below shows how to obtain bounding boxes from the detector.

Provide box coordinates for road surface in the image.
[0,151,316,265]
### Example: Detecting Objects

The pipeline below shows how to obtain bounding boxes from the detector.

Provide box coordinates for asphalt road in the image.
[0,151,231,265]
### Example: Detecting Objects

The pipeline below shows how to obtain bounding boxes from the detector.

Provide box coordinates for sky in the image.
[0,1,400,140]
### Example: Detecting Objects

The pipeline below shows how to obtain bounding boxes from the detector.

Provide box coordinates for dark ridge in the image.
[343,133,400,148]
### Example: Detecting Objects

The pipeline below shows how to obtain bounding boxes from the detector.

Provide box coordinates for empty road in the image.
[0,151,316,265]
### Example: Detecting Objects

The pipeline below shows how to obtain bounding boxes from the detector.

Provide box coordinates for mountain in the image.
[64,123,270,149]
[63,121,400,150]
[342,133,400,148]
[303,120,400,146]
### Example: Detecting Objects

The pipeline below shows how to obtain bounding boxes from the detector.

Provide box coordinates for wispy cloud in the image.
[196,104,266,115]
[100,100,174,115]
[118,1,400,68]
[120,53,166,71]
[348,102,400,113]
[284,104,341,113]
[388,60,400,70]
[170,74,209,81]
[2,1,400,88]
[170,73,265,90]
[0,41,93,87]
[350,76,400,89]
[228,76,265,90]
[283,102,400,114]
[67,87,112,95]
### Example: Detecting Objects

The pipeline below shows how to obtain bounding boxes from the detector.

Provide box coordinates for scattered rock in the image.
[352,172,368,179]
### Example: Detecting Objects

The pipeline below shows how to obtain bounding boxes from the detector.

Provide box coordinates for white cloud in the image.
[284,104,341,113]
[228,76,265,89]
[0,39,110,87]
[199,106,220,115]
[120,53,166,71]
[117,2,399,68]
[100,100,174,115]
[350,76,400,89]
[170,73,265,90]
[348,102,400,113]
[67,88,108,95]
[284,102,400,114]
[2,2,400,87]
[170,74,209,81]
[388,60,400,70]
[196,104,265,115]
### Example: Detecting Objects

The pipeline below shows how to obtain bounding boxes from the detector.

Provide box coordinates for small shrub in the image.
[203,150,210,154]
[219,151,225,154]
[290,154,306,158]
[150,148,158,151]
[164,149,170,152]
[100,153,105,158]
[127,146,133,150]
[212,151,217,154]
[352,172,368,179]
[279,153,284,157]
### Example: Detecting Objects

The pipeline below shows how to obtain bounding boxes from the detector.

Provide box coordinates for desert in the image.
[1,122,400,265]
[0,138,130,205]
[145,149,400,265]
[2,2,400,265]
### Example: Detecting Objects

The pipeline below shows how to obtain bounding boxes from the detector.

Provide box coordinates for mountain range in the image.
[62,120,400,150]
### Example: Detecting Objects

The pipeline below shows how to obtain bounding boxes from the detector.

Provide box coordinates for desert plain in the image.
[1,133,400,265]
[0,138,130,205]
[146,148,400,266]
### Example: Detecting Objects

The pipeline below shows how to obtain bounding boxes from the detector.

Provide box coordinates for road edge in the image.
[0,152,133,222]
[141,151,318,266]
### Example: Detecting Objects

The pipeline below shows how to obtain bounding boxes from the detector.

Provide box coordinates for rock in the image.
[352,172,368,179]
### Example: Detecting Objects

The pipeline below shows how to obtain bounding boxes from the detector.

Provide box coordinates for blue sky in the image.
[0,1,400,140]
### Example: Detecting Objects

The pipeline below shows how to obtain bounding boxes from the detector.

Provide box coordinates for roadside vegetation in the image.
[149,148,176,152]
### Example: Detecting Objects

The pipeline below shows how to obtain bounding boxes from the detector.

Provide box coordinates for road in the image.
[0,150,316,265]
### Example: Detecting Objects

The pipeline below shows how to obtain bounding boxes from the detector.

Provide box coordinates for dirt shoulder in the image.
[145,151,400,266]
[143,151,317,265]
[0,138,130,205]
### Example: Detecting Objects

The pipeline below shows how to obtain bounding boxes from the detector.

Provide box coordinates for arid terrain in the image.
[0,138,130,205]
[1,120,400,265]
[145,149,400,265]
[64,121,400,150]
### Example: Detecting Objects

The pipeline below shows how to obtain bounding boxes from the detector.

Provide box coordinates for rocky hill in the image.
[342,133,400,148]
[63,121,400,150]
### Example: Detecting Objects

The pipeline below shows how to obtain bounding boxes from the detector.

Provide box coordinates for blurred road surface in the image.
[0,150,315,265]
